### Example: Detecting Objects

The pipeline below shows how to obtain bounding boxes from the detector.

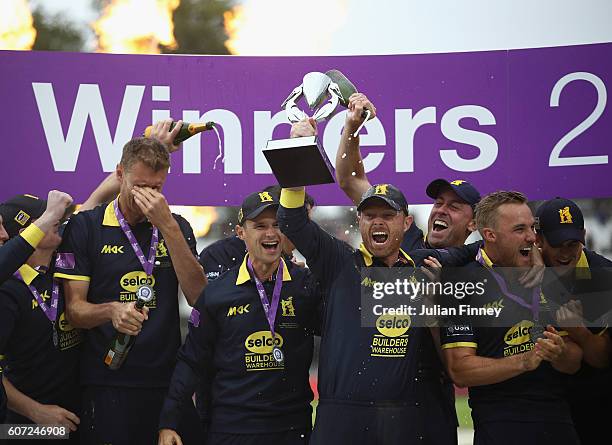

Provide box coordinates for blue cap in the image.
[426,179,481,208]
[535,198,585,247]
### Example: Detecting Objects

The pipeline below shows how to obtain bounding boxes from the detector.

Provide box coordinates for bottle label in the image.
[104,350,115,365]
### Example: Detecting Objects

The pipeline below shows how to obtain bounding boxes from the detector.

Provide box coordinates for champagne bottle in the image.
[143,121,216,145]
[104,289,154,370]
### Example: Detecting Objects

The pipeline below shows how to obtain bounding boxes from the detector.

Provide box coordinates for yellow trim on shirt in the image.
[280,189,305,209]
[17,264,40,285]
[575,250,591,280]
[479,248,494,268]
[53,272,91,282]
[359,244,415,267]
[359,243,374,266]
[102,201,120,227]
[20,224,45,248]
[441,341,478,349]
[235,254,292,285]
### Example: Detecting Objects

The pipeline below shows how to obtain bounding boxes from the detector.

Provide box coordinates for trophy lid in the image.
[302,72,332,109]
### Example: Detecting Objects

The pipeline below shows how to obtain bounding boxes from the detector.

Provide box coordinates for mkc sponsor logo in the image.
[31,290,51,310]
[361,277,380,288]
[503,320,535,357]
[119,271,157,307]
[101,244,124,254]
[244,331,284,371]
[482,298,504,311]
[227,304,250,317]
[371,314,410,358]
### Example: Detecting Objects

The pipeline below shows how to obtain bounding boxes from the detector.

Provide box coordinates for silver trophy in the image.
[282,72,344,123]
[264,71,365,187]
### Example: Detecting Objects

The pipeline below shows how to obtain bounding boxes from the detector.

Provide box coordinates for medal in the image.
[272,346,284,364]
[136,285,154,302]
[530,323,546,344]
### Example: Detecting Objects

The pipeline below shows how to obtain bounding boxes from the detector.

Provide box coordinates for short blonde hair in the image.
[120,137,170,172]
[475,191,527,232]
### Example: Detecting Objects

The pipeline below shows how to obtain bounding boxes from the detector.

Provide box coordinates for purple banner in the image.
[1,44,611,206]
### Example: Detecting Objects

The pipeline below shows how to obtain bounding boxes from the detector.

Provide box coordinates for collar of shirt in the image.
[358,243,415,267]
[101,198,152,229]
[17,263,41,285]
[575,249,591,280]
[235,254,293,285]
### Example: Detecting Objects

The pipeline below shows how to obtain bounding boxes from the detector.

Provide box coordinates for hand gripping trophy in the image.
[263,70,371,187]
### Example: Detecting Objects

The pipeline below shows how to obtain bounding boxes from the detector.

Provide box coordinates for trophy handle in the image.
[312,83,341,122]
[281,85,303,109]
[282,85,308,123]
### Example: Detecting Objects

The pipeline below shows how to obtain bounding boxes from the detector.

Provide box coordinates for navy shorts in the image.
[80,385,203,445]
[311,400,425,445]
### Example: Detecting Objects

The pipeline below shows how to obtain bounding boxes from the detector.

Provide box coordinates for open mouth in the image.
[519,247,531,257]
[557,258,572,266]
[372,231,389,244]
[432,219,449,232]
[261,241,279,253]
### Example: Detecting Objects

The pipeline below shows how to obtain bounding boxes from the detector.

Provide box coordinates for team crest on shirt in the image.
[156,240,168,257]
[281,297,296,317]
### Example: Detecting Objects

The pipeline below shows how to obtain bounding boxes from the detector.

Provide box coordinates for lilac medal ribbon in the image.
[14,271,59,322]
[14,271,60,347]
[246,258,284,341]
[113,199,158,277]
[476,249,541,321]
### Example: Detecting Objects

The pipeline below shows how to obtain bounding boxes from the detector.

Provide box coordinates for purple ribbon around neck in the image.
[113,199,158,276]
[247,258,284,339]
[15,271,59,323]
[476,249,541,321]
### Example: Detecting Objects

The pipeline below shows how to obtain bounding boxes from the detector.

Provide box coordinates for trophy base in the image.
[263,136,335,187]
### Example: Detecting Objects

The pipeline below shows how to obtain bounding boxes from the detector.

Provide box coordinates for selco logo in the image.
[245,331,284,354]
[376,314,411,337]
[504,320,534,346]
[58,312,74,332]
[120,271,155,292]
